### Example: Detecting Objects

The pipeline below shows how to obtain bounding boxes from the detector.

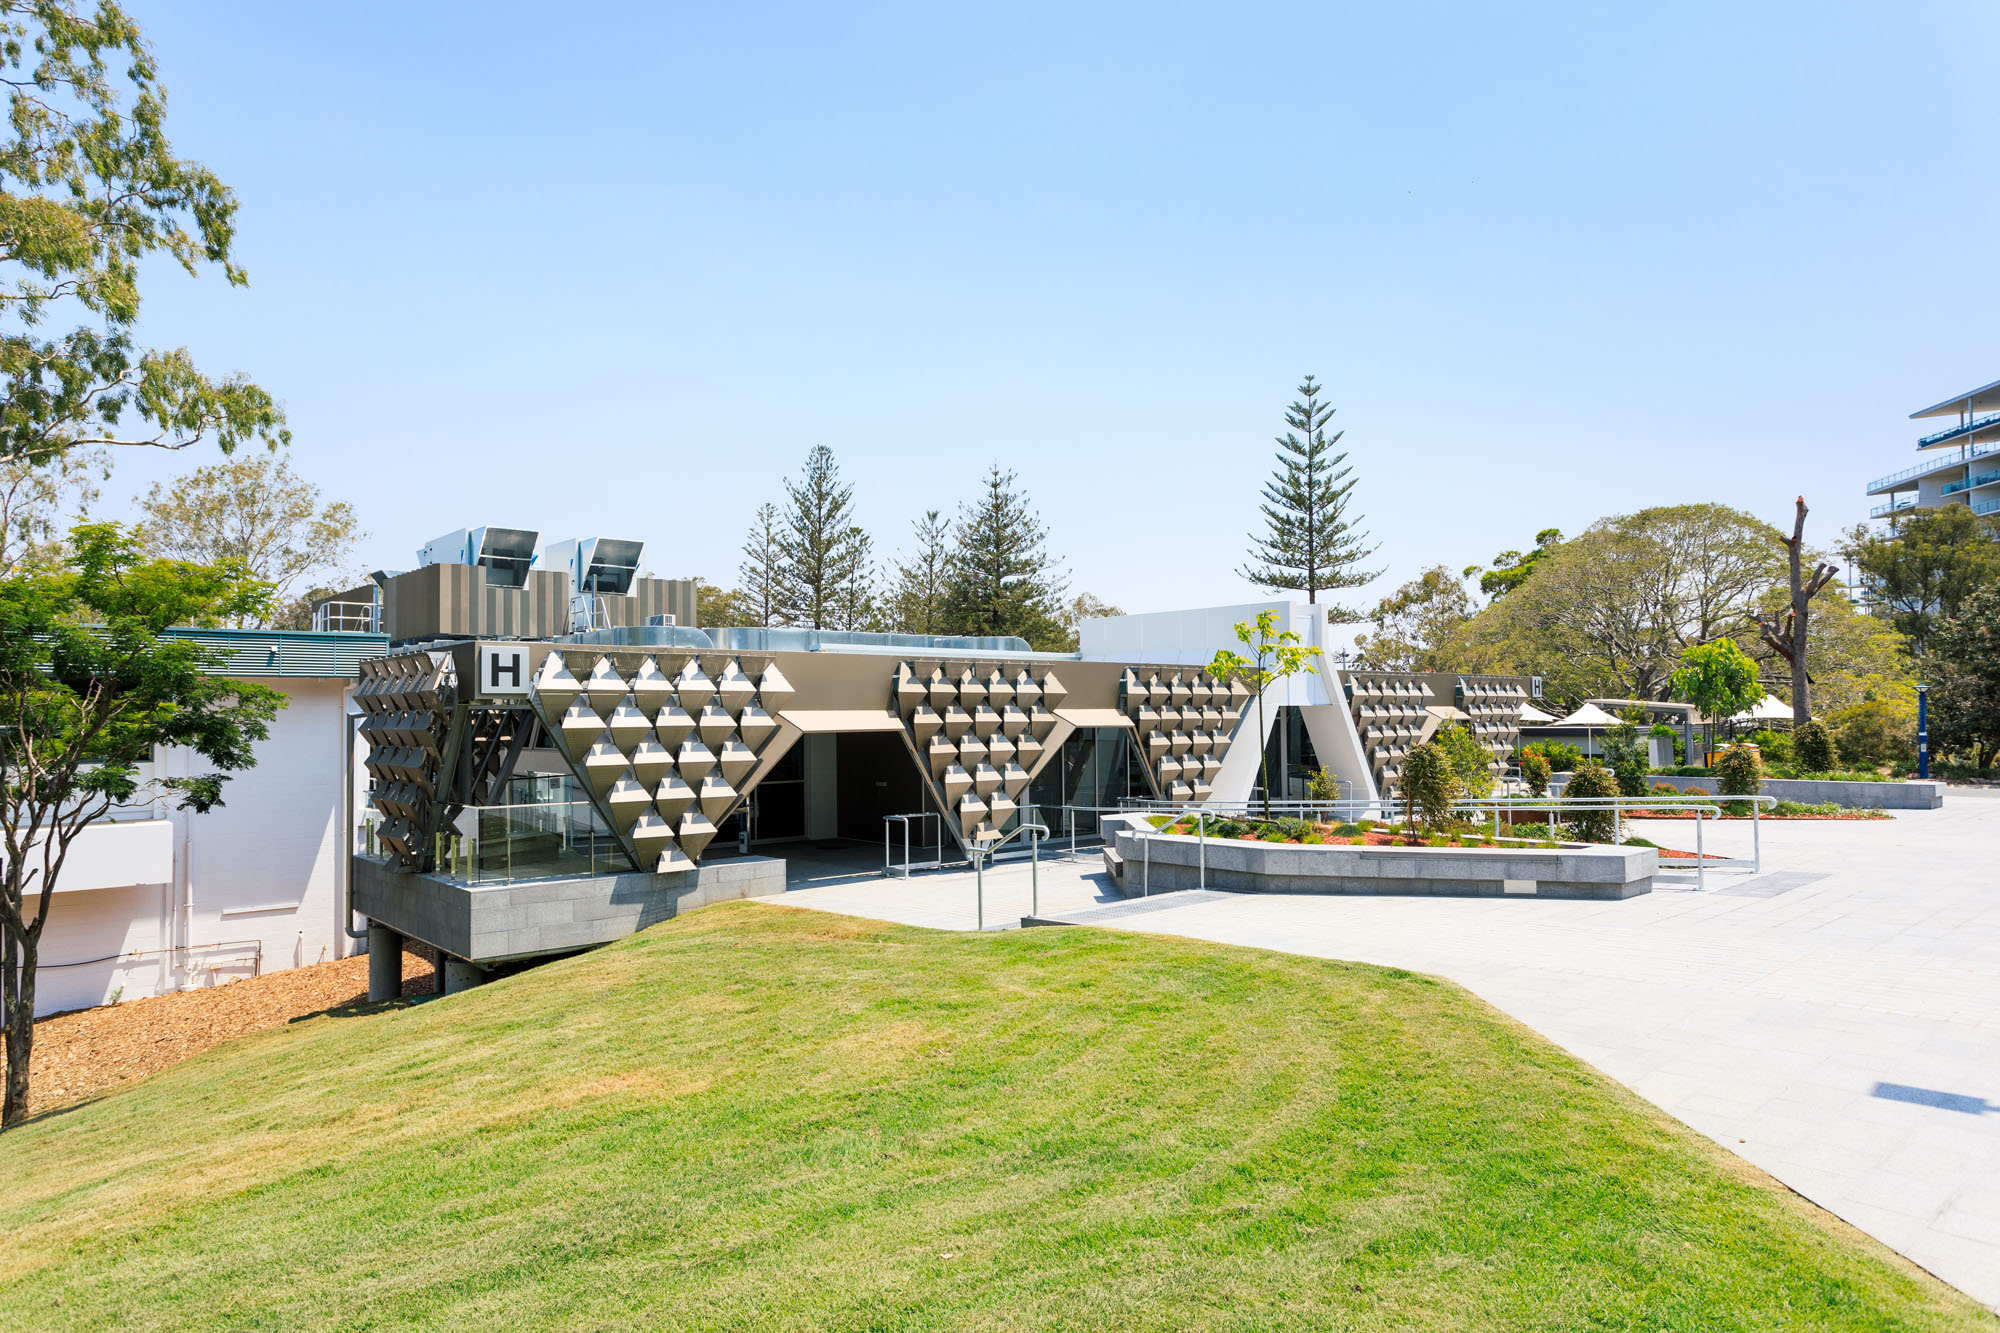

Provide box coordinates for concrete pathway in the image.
[776,794,2000,1309]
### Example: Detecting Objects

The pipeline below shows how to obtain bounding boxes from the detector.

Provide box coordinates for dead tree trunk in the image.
[1757,497,1839,726]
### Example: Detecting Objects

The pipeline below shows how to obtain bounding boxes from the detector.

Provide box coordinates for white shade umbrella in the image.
[1518,701,1558,725]
[1551,703,1621,729]
[1729,694,1794,724]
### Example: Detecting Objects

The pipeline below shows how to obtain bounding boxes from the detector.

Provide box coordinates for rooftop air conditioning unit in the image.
[645,614,676,627]
[417,526,540,589]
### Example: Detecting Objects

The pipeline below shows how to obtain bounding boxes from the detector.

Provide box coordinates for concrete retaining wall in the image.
[352,854,787,964]
[1101,816,1653,901]
[1632,775,1941,809]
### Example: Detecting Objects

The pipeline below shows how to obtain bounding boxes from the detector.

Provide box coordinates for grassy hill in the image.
[1,901,1989,1332]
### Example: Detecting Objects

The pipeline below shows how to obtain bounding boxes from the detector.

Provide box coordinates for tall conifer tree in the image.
[773,446,869,629]
[886,509,952,635]
[1239,376,1378,616]
[735,502,782,627]
[941,466,1068,648]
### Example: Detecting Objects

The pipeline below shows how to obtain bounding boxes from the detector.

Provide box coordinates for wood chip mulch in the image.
[4,943,438,1119]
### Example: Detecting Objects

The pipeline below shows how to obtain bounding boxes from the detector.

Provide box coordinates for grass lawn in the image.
[1,901,1990,1331]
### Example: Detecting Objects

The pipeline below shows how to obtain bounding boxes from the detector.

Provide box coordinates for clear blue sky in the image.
[100,1,2000,633]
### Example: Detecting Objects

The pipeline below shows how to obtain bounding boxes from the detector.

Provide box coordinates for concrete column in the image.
[366,923,403,1002]
[440,956,487,995]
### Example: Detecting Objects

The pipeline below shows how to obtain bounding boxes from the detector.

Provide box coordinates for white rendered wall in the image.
[32,677,366,1016]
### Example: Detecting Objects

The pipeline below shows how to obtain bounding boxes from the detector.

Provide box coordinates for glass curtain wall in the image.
[1027,727,1144,840]
[1258,706,1322,802]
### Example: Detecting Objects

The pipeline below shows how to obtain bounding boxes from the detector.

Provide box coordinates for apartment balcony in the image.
[1915,412,2000,448]
[1940,468,2000,497]
[1976,496,2000,516]
[1870,497,1917,519]
[1867,439,2000,495]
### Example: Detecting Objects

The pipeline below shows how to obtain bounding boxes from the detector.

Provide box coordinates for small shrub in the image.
[1401,739,1460,834]
[1622,836,1658,848]
[1829,698,1916,771]
[1562,762,1620,843]
[1794,719,1834,773]
[1301,832,1325,844]
[1276,817,1313,841]
[1713,744,1763,797]
[1330,822,1364,837]
[1649,781,1682,797]
[1682,784,1710,796]
[1521,739,1582,772]
[1305,766,1341,802]
[1210,818,1248,839]
[1749,728,1793,765]
[1520,751,1552,796]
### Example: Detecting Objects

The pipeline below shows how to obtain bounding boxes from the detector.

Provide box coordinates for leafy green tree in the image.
[1438,506,1784,703]
[1671,639,1762,759]
[1846,506,2000,654]
[0,2,286,476]
[694,581,753,630]
[940,465,1068,648]
[137,453,362,627]
[1055,591,1123,654]
[1,524,285,1127]
[1427,722,1493,798]
[1,443,103,571]
[1208,609,1317,819]
[1928,584,2000,770]
[1238,376,1377,615]
[1470,528,1564,599]
[884,509,951,636]
[1519,749,1551,796]
[1827,698,1914,771]
[735,502,782,628]
[772,447,870,630]
[1712,745,1763,800]
[1354,565,1474,671]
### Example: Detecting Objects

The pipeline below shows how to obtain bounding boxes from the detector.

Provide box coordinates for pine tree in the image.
[885,509,952,635]
[773,446,868,629]
[829,526,879,632]
[736,502,783,628]
[1239,376,1378,616]
[941,466,1069,648]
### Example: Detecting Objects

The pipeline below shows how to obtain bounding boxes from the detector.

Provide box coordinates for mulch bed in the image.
[1624,810,1885,821]
[4,942,438,1119]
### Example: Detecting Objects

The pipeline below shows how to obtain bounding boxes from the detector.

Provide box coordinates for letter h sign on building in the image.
[479,643,529,696]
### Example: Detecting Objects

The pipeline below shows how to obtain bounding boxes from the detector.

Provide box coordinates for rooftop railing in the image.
[1916,412,2000,448]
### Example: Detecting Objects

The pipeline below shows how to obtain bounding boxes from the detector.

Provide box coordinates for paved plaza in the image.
[776,792,2000,1309]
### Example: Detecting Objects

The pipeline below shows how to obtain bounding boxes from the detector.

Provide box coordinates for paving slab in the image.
[774,792,2000,1310]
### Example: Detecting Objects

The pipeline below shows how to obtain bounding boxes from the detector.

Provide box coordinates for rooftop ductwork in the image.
[417,526,540,589]
[542,536,646,596]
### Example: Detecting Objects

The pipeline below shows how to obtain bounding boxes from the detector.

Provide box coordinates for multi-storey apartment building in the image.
[1866,379,2000,521]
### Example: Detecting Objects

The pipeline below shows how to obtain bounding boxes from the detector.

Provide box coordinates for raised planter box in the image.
[1100,817,1653,901]
[1618,774,1942,810]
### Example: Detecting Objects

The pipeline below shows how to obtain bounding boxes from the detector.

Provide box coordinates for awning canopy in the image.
[1550,702,1622,729]
[1729,694,1794,724]
[1518,701,1558,725]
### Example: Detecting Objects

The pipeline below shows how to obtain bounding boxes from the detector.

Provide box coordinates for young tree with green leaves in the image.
[0,2,286,477]
[1208,609,1318,819]
[137,453,362,627]
[773,447,869,630]
[941,466,1068,648]
[1671,638,1763,761]
[1354,565,1475,671]
[2,524,285,1127]
[1239,376,1377,615]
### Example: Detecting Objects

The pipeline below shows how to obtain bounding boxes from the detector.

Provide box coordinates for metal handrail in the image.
[967,818,1050,931]
[1940,467,2000,496]
[882,812,943,878]
[1916,412,2000,448]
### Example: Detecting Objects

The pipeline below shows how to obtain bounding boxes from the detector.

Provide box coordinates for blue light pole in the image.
[1917,683,1930,780]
